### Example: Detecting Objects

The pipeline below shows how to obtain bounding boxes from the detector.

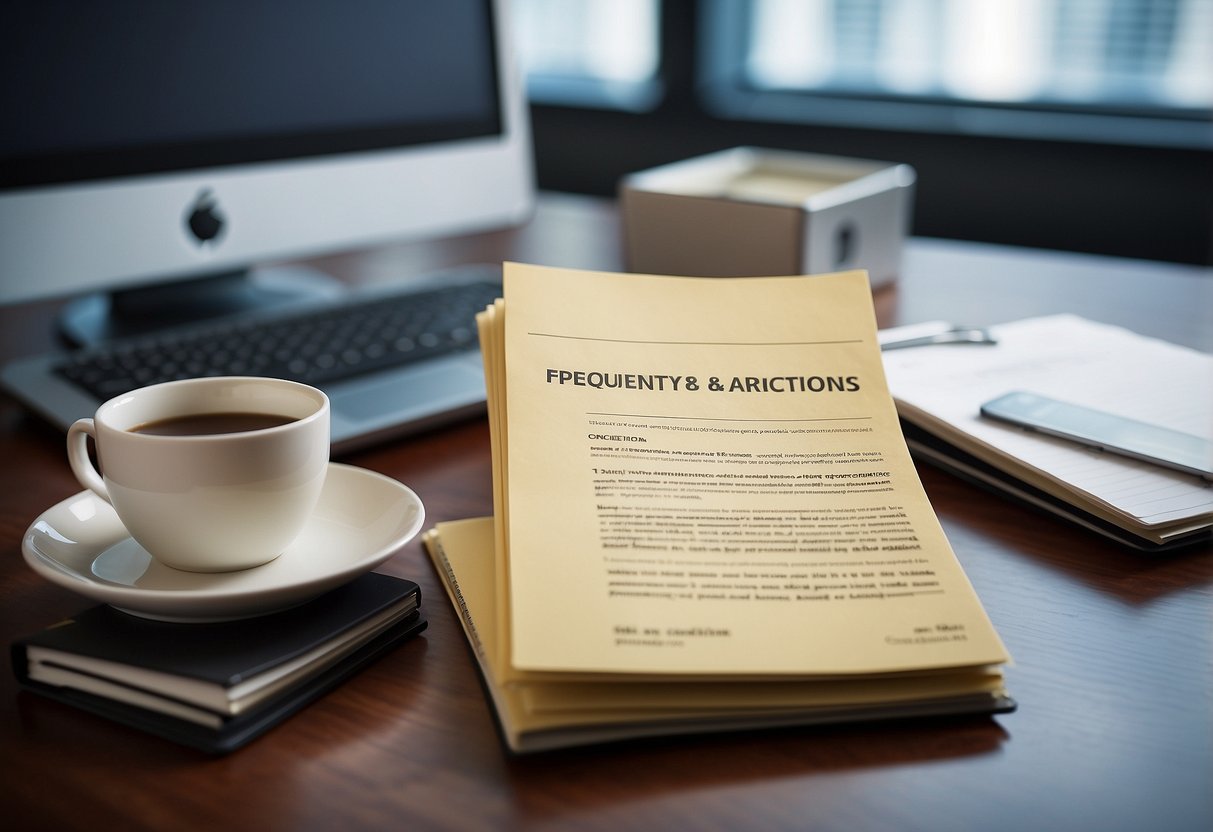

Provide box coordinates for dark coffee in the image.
[131,412,295,436]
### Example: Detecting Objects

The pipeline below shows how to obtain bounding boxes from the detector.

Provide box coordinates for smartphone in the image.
[980,391,1213,480]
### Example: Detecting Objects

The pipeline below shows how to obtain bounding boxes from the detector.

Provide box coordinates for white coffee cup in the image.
[67,376,330,572]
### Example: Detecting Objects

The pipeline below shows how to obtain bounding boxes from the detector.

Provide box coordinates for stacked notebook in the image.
[424,262,1014,753]
[12,571,426,753]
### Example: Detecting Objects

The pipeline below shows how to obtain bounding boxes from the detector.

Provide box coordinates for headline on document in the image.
[545,369,861,393]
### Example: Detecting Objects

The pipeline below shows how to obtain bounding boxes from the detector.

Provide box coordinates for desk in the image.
[2,194,1210,832]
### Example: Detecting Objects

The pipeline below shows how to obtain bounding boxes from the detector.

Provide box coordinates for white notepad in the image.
[881,315,1213,541]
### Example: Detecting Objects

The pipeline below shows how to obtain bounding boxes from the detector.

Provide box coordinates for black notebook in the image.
[11,571,426,753]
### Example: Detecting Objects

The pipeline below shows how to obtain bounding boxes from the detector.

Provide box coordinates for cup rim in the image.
[96,376,329,440]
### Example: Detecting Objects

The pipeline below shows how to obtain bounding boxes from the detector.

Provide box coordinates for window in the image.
[514,0,662,111]
[701,0,1213,148]
[516,0,1212,263]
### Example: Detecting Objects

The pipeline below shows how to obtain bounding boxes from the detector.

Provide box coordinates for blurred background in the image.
[512,0,1213,264]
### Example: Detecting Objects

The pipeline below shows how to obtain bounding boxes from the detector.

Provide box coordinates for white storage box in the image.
[620,147,915,288]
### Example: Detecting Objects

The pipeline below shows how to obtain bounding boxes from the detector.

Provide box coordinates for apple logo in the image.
[185,189,225,245]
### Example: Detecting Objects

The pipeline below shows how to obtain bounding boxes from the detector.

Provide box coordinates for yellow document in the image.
[424,517,1011,753]
[487,264,1009,679]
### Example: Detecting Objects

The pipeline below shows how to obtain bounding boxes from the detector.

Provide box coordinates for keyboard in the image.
[57,278,500,400]
[1,266,503,452]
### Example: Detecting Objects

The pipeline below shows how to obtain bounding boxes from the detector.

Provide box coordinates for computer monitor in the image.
[0,0,533,344]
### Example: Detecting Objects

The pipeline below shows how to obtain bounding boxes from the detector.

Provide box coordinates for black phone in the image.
[980,391,1213,480]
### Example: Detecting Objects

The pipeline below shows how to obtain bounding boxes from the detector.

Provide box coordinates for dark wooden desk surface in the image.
[2,194,1211,832]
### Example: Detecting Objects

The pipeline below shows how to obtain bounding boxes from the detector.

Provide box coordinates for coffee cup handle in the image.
[67,418,111,504]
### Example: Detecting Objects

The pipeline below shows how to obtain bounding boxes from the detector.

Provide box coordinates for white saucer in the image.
[22,462,424,623]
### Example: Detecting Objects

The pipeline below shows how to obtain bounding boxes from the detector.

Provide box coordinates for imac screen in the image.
[0,0,532,312]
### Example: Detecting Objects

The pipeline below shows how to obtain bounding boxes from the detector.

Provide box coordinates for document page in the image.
[498,264,1007,677]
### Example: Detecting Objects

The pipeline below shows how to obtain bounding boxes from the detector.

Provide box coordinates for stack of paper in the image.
[425,263,1013,753]
[880,315,1213,550]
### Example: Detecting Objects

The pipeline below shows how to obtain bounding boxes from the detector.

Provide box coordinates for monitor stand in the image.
[58,266,343,347]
